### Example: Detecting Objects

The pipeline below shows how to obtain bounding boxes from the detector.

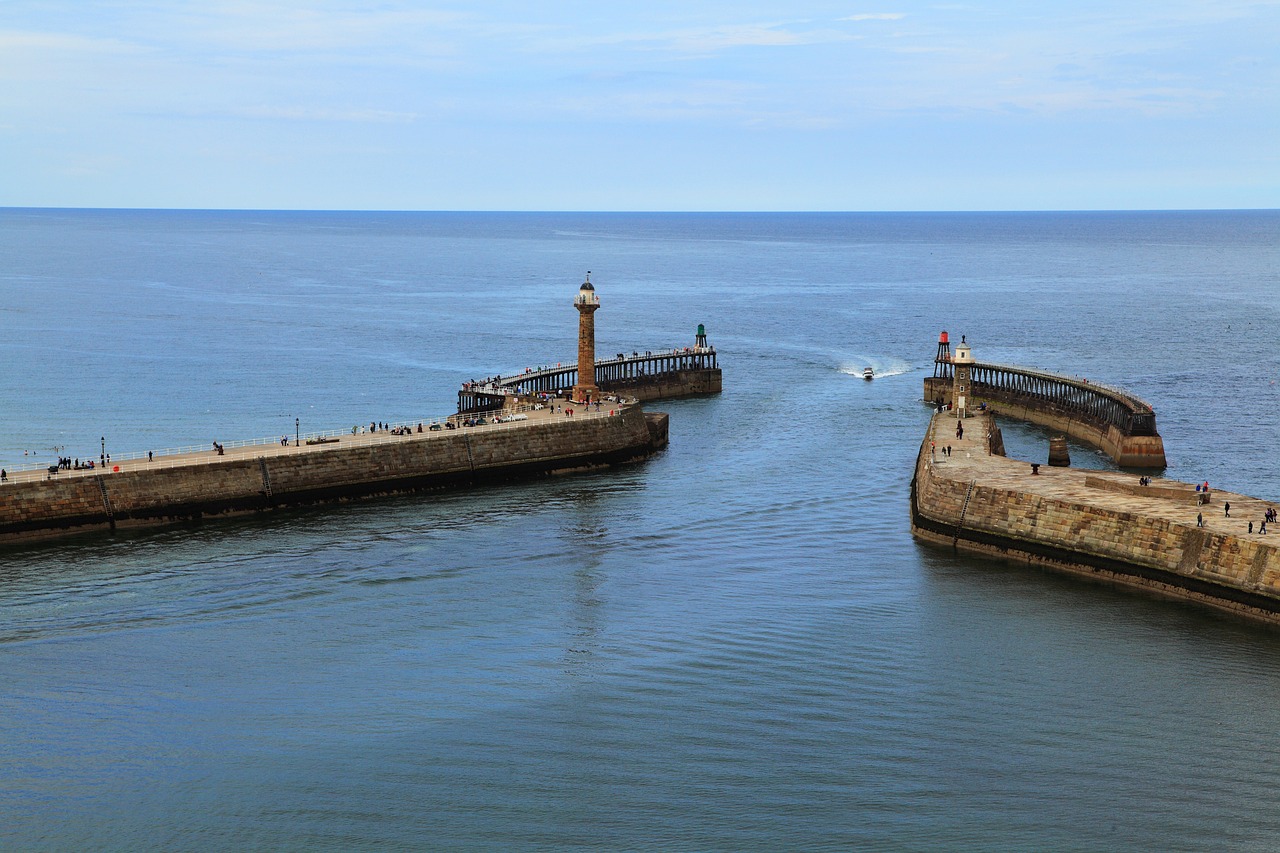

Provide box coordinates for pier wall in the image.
[924,376,1165,468]
[482,352,721,409]
[0,406,664,545]
[911,414,1280,624]
[601,367,722,402]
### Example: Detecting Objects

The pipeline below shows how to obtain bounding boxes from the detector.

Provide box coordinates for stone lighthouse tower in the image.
[572,273,600,403]
[952,335,974,419]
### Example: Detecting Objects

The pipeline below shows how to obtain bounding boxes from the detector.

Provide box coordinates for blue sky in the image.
[2,1,1277,210]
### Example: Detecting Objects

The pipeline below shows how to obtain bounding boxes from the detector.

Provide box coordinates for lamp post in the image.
[296,418,300,447]
[100,436,105,467]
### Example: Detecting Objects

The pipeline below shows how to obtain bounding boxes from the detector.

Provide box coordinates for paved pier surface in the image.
[0,398,662,545]
[924,413,1276,539]
[1,396,618,487]
[915,410,1280,623]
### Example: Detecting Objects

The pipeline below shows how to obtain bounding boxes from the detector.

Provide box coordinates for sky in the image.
[1,1,1278,211]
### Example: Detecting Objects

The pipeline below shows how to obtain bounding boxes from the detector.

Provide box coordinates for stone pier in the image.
[911,411,1280,624]
[0,403,667,546]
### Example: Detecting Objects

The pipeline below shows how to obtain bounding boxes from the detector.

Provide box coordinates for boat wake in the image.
[838,357,913,379]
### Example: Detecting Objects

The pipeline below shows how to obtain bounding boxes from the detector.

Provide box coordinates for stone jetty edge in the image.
[910,411,1280,626]
[0,406,669,546]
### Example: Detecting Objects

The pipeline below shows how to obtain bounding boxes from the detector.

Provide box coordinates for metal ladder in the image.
[95,475,116,531]
[258,457,273,499]
[954,479,977,547]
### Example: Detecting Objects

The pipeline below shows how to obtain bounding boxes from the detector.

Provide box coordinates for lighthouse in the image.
[952,335,974,419]
[933,331,952,377]
[572,273,600,403]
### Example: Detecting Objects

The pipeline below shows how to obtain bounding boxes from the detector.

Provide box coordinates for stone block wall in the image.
[0,477,106,535]
[603,368,721,402]
[911,427,1280,622]
[0,405,658,545]
[921,376,1166,468]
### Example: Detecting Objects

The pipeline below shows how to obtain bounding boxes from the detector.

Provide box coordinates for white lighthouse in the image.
[952,336,974,419]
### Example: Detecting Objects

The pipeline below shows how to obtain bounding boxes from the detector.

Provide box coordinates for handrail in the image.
[1,399,633,480]
[938,357,1154,414]
[465,347,719,393]
[970,360,1154,414]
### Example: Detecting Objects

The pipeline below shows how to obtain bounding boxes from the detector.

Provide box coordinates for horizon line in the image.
[3,205,1278,215]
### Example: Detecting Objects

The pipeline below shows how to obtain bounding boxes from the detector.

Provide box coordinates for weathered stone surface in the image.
[912,411,1280,624]
[0,406,659,545]
[924,375,1166,468]
[1048,436,1070,467]
[602,368,722,401]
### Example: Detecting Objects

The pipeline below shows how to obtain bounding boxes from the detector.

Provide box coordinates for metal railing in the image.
[0,399,635,485]
[478,347,719,396]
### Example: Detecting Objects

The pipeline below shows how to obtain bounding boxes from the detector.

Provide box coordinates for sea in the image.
[1,208,1279,851]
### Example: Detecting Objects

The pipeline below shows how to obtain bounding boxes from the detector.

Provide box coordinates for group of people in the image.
[53,456,99,471]
[1,456,109,483]
[1249,507,1279,535]
[462,376,507,395]
[212,441,225,456]
[1195,497,1276,536]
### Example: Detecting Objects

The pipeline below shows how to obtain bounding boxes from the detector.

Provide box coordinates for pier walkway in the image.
[924,335,1165,467]
[459,347,719,412]
[930,358,1158,437]
[915,410,1280,623]
[0,395,621,487]
[497,347,718,395]
[923,414,1273,540]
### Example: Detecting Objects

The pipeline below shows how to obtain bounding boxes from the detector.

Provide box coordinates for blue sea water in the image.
[1,209,1279,850]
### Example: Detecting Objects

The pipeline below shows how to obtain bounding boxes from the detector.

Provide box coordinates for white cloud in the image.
[840,14,906,22]
[0,28,140,53]
[0,27,145,76]
[530,19,859,56]
[224,106,419,123]
[163,4,470,53]
[662,23,841,51]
